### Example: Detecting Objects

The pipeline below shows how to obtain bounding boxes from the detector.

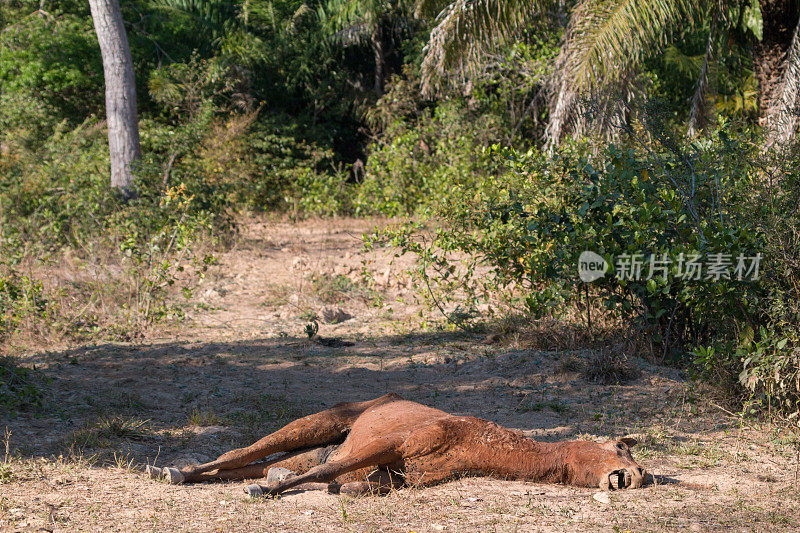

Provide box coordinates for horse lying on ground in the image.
[146,393,646,496]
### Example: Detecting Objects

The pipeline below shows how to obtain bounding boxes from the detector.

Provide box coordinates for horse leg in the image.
[245,437,402,497]
[338,469,404,496]
[150,393,402,484]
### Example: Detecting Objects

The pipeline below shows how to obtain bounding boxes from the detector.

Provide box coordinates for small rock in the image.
[267,467,296,485]
[322,307,352,324]
[483,333,501,345]
[194,426,227,437]
[302,510,315,516]
[460,497,482,507]
[291,257,307,270]
[380,266,391,285]
[593,492,611,504]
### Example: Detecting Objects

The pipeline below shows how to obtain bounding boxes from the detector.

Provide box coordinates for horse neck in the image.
[463,424,574,482]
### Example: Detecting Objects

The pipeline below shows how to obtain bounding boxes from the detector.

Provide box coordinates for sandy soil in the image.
[2,217,799,532]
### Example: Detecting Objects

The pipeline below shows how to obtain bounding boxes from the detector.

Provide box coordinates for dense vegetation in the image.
[1,0,799,418]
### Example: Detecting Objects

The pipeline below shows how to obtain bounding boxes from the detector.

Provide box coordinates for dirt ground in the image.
[2,218,799,532]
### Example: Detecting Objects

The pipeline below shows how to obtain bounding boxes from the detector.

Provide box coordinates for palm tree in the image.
[320,0,411,95]
[155,0,239,38]
[759,0,800,146]
[417,0,800,148]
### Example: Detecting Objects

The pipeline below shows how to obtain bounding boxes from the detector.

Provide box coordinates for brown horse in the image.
[147,393,646,496]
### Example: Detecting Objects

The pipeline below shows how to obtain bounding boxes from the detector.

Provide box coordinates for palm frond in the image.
[663,45,706,77]
[331,22,372,44]
[413,0,451,18]
[148,67,184,106]
[541,0,704,148]
[288,3,314,33]
[156,0,239,28]
[562,0,702,91]
[419,0,554,96]
[321,0,382,29]
[716,74,757,114]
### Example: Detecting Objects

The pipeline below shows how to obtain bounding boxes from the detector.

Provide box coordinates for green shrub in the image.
[0,270,50,341]
[0,356,46,414]
[0,12,102,122]
[373,124,800,417]
[356,75,510,216]
[0,111,230,344]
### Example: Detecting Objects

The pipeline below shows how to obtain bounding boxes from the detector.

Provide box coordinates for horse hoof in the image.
[244,484,264,498]
[163,467,185,484]
[145,465,163,480]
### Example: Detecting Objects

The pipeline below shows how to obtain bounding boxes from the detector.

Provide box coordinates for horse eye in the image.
[616,442,626,450]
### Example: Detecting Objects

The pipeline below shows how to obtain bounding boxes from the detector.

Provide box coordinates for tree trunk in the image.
[89,0,141,197]
[371,27,385,97]
[755,0,800,139]
[764,17,800,145]
[688,7,720,136]
[544,81,575,153]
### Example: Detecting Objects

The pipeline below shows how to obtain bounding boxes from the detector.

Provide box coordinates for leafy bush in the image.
[0,356,46,414]
[0,112,228,344]
[0,44,359,346]
[0,11,102,122]
[373,123,800,416]
[0,270,51,342]
[356,73,513,216]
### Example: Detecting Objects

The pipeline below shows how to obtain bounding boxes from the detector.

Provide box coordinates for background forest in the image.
[2,0,800,420]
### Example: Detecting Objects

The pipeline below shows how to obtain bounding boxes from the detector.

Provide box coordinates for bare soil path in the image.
[2,218,799,531]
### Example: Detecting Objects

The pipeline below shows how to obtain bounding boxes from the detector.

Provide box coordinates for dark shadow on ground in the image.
[3,331,709,469]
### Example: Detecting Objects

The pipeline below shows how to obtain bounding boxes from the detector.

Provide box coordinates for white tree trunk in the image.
[89,0,141,196]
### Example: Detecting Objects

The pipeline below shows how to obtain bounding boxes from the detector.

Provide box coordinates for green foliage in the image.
[0,270,49,341]
[155,0,239,38]
[1,0,799,423]
[0,357,46,414]
[373,123,800,416]
[148,55,246,118]
[0,108,229,342]
[0,11,102,120]
[286,167,353,216]
[357,75,511,215]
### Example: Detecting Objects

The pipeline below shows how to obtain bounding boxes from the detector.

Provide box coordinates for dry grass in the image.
[63,416,151,451]
[0,227,222,351]
[584,349,641,384]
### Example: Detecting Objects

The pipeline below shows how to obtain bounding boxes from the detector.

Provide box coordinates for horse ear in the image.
[619,437,638,448]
